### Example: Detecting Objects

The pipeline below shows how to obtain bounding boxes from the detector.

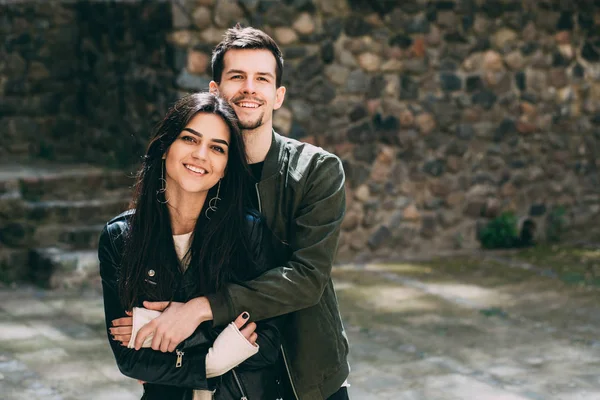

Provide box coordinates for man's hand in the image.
[111,310,133,346]
[134,297,213,352]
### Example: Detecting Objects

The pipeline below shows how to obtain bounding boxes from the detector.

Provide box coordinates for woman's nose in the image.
[193,144,208,159]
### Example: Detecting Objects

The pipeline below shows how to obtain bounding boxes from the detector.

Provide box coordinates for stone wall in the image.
[2,0,600,260]
[0,0,176,166]
[167,0,600,259]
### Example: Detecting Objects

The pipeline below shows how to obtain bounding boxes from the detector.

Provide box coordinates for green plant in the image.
[546,206,567,243]
[479,211,519,249]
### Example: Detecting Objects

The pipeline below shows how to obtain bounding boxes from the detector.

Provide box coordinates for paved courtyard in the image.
[1,248,599,399]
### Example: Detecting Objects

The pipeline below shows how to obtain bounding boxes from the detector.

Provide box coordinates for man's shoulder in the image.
[277,134,342,169]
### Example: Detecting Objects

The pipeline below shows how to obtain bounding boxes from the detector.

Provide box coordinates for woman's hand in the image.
[110,310,133,346]
[233,312,257,346]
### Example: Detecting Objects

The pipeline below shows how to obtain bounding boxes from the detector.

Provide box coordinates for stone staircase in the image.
[0,164,133,289]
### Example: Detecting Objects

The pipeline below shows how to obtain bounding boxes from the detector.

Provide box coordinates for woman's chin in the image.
[168,185,212,199]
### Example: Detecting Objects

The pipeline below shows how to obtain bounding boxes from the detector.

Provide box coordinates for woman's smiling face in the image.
[163,112,230,199]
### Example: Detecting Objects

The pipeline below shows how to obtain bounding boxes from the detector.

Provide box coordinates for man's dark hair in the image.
[212,24,284,87]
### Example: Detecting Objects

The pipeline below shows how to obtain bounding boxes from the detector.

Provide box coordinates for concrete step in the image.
[29,247,100,289]
[33,223,106,250]
[24,197,130,226]
[19,170,134,202]
[0,163,134,201]
[1,163,133,288]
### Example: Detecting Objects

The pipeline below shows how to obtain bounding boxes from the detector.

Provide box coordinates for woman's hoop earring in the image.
[157,160,169,204]
[204,180,221,220]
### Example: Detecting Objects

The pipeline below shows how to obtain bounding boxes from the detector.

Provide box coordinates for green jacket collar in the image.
[261,130,286,180]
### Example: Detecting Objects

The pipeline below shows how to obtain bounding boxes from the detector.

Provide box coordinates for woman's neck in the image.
[165,189,207,235]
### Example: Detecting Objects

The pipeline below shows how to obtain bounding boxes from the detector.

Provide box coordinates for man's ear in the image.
[273,86,286,110]
[209,81,219,95]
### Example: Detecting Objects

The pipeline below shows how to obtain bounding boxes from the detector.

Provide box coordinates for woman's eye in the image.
[212,146,225,153]
[181,135,196,143]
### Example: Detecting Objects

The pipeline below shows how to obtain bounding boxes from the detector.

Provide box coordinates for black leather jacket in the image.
[98,210,288,400]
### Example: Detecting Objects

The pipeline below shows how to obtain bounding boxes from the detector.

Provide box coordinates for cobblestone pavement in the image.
[1,255,600,399]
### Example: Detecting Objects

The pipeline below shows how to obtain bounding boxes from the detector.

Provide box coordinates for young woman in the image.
[98,92,286,400]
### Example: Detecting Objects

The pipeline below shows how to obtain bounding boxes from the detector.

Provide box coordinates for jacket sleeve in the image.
[207,154,345,324]
[178,314,285,371]
[98,225,210,390]
[184,214,288,370]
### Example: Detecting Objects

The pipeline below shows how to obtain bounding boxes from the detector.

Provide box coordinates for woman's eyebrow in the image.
[182,128,229,146]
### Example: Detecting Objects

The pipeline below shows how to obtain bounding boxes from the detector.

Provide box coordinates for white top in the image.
[173,232,193,269]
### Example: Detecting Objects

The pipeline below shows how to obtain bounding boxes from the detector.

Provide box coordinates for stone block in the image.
[176,69,211,91]
[367,226,391,250]
[29,247,99,289]
[213,0,245,28]
[346,69,369,94]
[293,12,315,35]
[186,50,210,75]
[274,27,298,45]
[358,52,381,72]
[273,106,293,136]
[192,6,212,28]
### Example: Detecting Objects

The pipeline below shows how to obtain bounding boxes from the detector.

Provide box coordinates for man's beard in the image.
[229,94,265,130]
[238,112,265,130]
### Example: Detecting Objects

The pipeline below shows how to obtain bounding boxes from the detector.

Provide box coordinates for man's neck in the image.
[243,125,273,164]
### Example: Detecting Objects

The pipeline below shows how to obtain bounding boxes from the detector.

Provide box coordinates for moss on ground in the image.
[506,245,600,287]
[336,244,600,289]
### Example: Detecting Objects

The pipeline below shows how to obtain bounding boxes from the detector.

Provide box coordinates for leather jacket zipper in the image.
[281,345,299,400]
[231,369,248,400]
[175,350,184,368]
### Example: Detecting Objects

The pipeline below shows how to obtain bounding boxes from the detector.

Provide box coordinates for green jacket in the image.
[207,131,349,399]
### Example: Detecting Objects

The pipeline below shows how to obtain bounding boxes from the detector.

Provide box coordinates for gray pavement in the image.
[1,255,600,399]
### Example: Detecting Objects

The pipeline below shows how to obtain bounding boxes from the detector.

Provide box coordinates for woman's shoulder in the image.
[102,210,134,241]
[98,210,134,266]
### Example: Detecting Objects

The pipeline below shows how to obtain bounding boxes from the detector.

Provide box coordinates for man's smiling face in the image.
[210,49,285,132]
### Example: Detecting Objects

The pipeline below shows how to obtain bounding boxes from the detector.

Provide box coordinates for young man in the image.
[116,26,350,399]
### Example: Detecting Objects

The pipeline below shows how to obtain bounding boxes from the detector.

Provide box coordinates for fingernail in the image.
[242,312,249,319]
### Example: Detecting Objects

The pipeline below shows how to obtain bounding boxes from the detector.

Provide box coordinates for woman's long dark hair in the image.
[118,92,252,310]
